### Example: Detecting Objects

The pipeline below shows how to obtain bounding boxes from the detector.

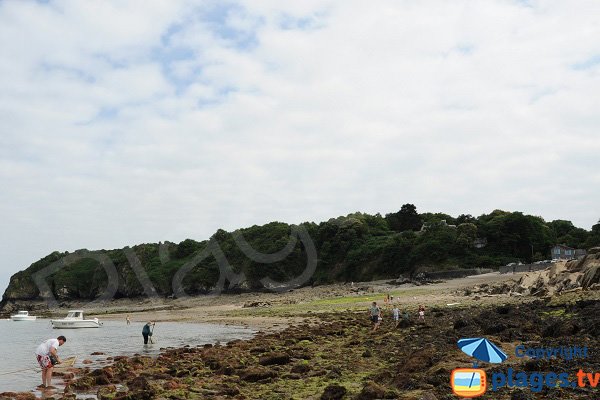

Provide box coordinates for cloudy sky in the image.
[1,1,599,294]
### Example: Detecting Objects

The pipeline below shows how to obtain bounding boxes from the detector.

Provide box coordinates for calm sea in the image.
[0,318,254,393]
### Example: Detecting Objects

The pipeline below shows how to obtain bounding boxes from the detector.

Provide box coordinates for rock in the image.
[128,376,151,391]
[307,368,326,377]
[291,363,311,374]
[217,385,240,396]
[0,393,36,400]
[259,352,290,366]
[403,348,437,372]
[496,305,511,314]
[71,375,96,390]
[164,380,181,390]
[542,320,580,338]
[510,389,534,400]
[420,393,438,400]
[398,319,411,328]
[320,384,347,400]
[97,385,117,400]
[582,264,600,289]
[355,381,396,400]
[243,301,271,308]
[483,322,507,334]
[91,351,105,355]
[250,346,270,354]
[59,372,75,380]
[239,367,277,382]
[82,359,93,364]
[453,319,470,330]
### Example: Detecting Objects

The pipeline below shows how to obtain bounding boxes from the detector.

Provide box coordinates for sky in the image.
[1,0,599,294]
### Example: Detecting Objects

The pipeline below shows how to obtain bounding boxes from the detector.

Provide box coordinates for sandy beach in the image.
[82,271,533,330]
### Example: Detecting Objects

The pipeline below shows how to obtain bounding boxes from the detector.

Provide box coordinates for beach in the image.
[3,272,599,399]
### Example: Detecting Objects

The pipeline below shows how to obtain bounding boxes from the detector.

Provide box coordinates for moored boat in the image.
[10,310,37,321]
[51,310,102,328]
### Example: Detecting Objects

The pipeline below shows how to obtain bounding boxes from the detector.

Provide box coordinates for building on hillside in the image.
[473,238,488,249]
[551,244,586,260]
[419,219,457,232]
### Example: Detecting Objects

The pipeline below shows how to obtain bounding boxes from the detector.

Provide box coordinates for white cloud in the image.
[1,0,600,293]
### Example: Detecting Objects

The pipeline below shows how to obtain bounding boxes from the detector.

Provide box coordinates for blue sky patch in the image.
[572,55,600,70]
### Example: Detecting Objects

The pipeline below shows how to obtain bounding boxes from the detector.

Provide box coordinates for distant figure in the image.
[369,302,381,331]
[418,305,425,322]
[35,336,66,389]
[512,265,516,274]
[392,305,400,328]
[142,321,155,344]
[126,315,131,325]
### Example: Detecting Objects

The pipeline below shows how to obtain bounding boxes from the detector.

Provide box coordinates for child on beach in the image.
[392,305,400,328]
[418,305,425,322]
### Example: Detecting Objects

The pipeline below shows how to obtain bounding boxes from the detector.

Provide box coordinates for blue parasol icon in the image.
[458,337,508,364]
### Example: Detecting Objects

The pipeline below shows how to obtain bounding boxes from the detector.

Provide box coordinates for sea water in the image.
[0,318,254,392]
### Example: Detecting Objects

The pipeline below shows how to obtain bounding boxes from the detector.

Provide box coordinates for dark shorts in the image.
[371,315,379,323]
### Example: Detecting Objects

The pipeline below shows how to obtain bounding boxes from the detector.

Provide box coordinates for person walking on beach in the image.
[369,302,381,331]
[142,321,155,344]
[35,336,66,389]
[418,305,425,322]
[392,305,400,328]
[126,315,131,325]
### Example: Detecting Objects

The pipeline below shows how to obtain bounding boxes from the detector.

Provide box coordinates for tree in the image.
[549,220,576,238]
[385,204,422,232]
[456,214,476,225]
[592,219,600,234]
[456,223,478,248]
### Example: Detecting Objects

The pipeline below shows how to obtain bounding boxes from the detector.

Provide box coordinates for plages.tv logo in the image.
[451,337,508,398]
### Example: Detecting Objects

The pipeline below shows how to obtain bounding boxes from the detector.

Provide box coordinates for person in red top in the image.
[35,336,66,389]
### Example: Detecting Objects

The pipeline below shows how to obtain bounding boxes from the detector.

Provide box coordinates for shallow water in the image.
[0,318,254,392]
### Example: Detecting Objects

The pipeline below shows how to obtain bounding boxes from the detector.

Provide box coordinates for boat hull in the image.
[51,320,101,328]
[10,316,37,321]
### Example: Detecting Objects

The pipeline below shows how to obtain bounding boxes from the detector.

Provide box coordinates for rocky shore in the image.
[2,270,599,399]
[3,296,599,399]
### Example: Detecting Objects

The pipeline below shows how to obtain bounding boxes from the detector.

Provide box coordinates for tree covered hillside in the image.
[2,205,599,303]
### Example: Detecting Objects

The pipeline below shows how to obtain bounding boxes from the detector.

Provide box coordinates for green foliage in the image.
[385,203,422,232]
[3,209,598,302]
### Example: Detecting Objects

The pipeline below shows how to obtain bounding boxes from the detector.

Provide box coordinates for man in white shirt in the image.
[35,336,66,389]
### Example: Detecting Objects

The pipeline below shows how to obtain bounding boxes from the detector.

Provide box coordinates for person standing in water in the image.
[142,321,155,344]
[35,336,66,389]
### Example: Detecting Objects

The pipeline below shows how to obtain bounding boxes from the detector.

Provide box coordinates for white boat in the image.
[10,310,37,321]
[51,310,102,328]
